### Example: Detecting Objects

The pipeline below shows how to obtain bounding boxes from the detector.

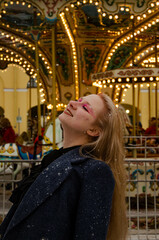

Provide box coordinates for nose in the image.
[69,100,78,110]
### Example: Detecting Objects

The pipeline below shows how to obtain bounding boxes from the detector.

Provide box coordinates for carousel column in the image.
[132,81,136,157]
[148,83,151,124]
[52,25,56,149]
[13,67,17,134]
[155,33,158,135]
[137,83,140,135]
[28,78,32,140]
[35,40,41,137]
[155,83,158,135]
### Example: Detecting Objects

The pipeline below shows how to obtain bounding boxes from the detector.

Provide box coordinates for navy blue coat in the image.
[0,148,115,240]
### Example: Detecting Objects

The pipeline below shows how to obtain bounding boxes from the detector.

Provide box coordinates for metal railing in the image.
[0,138,159,239]
[124,135,159,159]
[126,158,159,239]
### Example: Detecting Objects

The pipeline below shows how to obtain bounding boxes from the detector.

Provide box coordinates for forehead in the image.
[83,94,105,115]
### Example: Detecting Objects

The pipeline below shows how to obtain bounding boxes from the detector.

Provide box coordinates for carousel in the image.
[0,0,159,233]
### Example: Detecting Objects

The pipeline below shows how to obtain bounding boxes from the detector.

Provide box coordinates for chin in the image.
[58,112,68,125]
[58,112,64,121]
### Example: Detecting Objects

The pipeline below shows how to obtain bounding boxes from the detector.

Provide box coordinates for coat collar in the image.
[6,147,88,233]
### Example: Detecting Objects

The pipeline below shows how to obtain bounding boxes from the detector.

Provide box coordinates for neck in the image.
[62,131,88,149]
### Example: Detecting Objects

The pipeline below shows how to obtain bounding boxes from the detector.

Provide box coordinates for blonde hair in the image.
[81,93,128,240]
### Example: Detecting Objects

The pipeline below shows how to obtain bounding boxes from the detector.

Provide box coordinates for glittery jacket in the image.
[0,147,115,240]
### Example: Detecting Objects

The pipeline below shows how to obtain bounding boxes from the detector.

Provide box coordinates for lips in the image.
[64,108,73,117]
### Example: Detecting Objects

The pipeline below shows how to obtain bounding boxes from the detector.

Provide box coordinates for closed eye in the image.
[82,104,89,112]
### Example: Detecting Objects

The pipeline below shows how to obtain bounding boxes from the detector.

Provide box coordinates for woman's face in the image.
[59,94,105,136]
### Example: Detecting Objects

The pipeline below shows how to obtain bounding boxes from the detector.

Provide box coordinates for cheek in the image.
[76,112,90,121]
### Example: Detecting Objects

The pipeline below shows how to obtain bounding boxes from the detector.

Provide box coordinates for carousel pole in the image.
[155,33,158,135]
[43,104,46,131]
[132,16,136,157]
[132,17,136,137]
[155,83,158,135]
[132,82,136,136]
[137,83,140,135]
[35,40,41,137]
[52,25,56,149]
[29,78,32,139]
[148,84,151,122]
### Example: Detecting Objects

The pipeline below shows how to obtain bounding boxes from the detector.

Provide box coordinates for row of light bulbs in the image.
[0,63,46,104]
[100,81,158,105]
[0,1,42,18]
[93,76,159,87]
[63,0,158,21]
[60,12,79,100]
[47,103,67,111]
[0,23,52,75]
[104,8,159,69]
[129,47,159,67]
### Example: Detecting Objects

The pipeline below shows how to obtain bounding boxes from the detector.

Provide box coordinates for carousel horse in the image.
[0,118,63,178]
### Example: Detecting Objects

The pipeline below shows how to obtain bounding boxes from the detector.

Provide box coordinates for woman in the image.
[0,94,127,240]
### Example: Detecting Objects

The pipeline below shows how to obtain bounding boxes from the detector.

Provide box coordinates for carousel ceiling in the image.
[0,0,158,104]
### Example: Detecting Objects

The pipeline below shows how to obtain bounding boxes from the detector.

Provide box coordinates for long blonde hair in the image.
[81,93,128,240]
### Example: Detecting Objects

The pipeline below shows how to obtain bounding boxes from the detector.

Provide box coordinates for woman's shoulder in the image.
[71,154,114,181]
[83,157,113,175]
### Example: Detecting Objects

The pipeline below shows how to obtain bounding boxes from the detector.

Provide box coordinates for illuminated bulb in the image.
[130,15,134,19]
[150,77,153,81]
[28,4,31,8]
[109,15,113,19]
[102,12,106,17]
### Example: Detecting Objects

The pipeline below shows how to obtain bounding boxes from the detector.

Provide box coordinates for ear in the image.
[86,127,101,137]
